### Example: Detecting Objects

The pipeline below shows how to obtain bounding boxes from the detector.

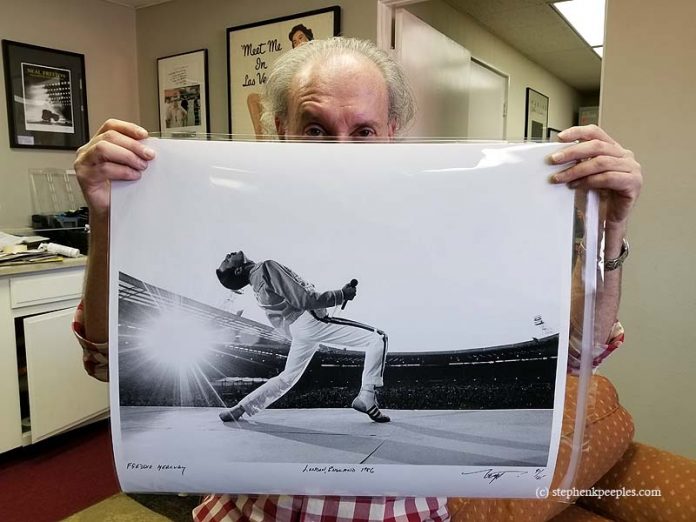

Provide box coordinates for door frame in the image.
[377,0,428,50]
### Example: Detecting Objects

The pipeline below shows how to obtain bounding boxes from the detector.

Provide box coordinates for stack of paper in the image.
[0,232,60,266]
[0,250,63,266]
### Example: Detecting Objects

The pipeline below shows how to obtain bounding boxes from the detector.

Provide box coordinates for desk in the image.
[0,257,109,454]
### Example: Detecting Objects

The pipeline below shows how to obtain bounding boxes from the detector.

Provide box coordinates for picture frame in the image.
[157,49,210,136]
[2,40,89,150]
[227,6,341,138]
[525,88,549,141]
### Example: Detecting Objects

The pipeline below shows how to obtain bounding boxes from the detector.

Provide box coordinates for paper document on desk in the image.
[109,139,580,497]
[0,232,23,249]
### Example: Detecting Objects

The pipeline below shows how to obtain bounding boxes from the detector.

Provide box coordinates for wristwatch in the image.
[604,239,629,271]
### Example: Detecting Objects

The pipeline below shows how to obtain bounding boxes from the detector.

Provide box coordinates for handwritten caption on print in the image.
[301,465,376,475]
[126,462,187,476]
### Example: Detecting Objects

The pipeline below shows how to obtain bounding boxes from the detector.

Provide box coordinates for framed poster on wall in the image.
[2,40,89,150]
[525,88,548,141]
[157,49,210,136]
[227,6,340,139]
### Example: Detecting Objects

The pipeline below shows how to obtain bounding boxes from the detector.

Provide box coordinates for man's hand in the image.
[342,283,357,301]
[74,119,155,218]
[549,124,643,228]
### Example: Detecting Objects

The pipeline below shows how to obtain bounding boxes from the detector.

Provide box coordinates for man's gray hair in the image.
[261,37,415,135]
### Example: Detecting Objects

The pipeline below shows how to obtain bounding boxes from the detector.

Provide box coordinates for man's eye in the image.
[354,128,376,138]
[304,126,326,137]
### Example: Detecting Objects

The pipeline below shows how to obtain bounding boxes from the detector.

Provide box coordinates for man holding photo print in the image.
[73,38,641,522]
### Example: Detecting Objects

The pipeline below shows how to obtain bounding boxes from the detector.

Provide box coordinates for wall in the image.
[404,0,581,139]
[599,0,696,458]
[0,0,139,229]
[136,0,378,133]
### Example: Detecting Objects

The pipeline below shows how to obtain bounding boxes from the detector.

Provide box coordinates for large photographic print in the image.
[2,40,88,149]
[110,139,576,497]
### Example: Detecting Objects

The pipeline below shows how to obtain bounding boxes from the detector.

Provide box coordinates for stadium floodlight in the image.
[139,308,219,370]
[121,302,230,407]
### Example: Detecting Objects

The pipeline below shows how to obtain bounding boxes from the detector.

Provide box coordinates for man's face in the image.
[277,54,396,141]
[291,30,310,49]
[216,251,250,291]
[218,251,247,273]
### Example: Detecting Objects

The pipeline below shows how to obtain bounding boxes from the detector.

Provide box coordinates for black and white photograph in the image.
[109,139,578,497]
[227,7,340,138]
[157,49,209,134]
[21,63,74,133]
[2,40,88,149]
[163,85,201,128]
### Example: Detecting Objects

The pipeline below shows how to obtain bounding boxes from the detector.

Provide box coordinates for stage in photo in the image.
[120,407,552,467]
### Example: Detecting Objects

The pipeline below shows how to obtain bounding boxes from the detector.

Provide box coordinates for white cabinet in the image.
[0,260,108,453]
[24,307,109,442]
[10,269,84,308]
[0,278,23,453]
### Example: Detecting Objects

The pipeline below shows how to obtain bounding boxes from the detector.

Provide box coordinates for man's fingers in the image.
[74,119,152,214]
[550,139,625,165]
[79,162,142,192]
[96,118,148,140]
[552,155,637,184]
[567,171,641,195]
[95,162,144,182]
[557,124,616,145]
[85,140,149,172]
[99,129,155,161]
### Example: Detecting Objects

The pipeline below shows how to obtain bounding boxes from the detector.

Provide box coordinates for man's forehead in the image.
[279,50,394,137]
[292,52,384,91]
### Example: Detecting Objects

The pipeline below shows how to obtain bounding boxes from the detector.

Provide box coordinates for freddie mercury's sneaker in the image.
[219,405,245,422]
[352,395,391,423]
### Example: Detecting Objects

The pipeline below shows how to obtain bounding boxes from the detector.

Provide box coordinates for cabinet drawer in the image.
[10,269,84,309]
[24,307,109,442]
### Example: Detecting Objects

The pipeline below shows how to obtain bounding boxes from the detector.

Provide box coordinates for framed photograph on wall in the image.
[525,88,549,141]
[2,40,89,150]
[157,49,210,136]
[227,6,340,139]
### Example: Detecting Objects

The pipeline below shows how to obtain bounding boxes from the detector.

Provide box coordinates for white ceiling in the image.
[100,0,601,92]
[443,0,601,92]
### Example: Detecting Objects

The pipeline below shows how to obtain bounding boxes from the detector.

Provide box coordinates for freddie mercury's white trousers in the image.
[239,311,388,416]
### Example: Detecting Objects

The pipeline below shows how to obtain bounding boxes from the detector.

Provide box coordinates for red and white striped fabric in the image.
[191,495,449,522]
[567,321,624,375]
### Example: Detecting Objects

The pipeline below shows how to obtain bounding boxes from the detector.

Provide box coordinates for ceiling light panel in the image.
[553,0,606,47]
